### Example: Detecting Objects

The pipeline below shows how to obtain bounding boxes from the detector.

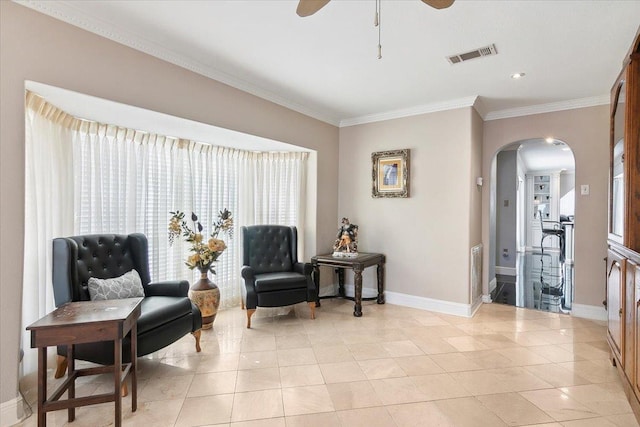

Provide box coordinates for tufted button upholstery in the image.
[52,233,202,365]
[241,225,317,323]
[246,226,294,274]
[58,234,142,301]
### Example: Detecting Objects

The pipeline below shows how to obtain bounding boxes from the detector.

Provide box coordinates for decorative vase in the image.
[188,267,220,329]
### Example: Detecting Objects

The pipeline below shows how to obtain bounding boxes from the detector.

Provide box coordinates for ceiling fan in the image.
[296,0,454,17]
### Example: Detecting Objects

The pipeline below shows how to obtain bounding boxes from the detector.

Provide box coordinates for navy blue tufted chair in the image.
[241,225,316,328]
[51,233,202,378]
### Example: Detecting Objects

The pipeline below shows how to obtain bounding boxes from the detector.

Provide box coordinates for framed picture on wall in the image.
[372,149,410,198]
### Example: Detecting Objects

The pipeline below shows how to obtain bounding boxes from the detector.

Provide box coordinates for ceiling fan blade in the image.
[297,0,331,17]
[421,0,455,10]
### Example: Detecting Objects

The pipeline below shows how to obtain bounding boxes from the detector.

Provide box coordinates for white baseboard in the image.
[495,266,516,276]
[384,290,480,318]
[489,277,497,293]
[0,396,26,427]
[571,304,607,322]
[469,296,483,317]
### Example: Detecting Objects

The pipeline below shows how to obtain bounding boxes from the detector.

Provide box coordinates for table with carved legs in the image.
[311,253,385,317]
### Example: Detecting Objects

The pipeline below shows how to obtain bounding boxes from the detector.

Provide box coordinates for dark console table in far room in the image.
[26,298,142,427]
[311,252,385,317]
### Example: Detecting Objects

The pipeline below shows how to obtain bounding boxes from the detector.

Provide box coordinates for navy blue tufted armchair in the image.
[51,233,202,378]
[241,225,317,328]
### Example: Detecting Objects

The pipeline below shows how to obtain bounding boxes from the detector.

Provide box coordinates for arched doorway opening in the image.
[490,138,576,313]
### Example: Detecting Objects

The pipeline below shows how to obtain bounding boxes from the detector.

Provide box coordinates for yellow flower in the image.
[208,238,227,252]
[193,233,203,243]
[168,218,180,231]
[188,253,200,265]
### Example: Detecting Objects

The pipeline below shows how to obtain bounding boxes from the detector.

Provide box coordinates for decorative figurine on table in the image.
[332,217,358,257]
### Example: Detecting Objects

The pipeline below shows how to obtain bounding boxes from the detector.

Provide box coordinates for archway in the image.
[489,138,576,313]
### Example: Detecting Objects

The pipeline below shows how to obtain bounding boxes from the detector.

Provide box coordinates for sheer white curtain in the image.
[73,129,245,308]
[239,151,308,258]
[22,93,76,375]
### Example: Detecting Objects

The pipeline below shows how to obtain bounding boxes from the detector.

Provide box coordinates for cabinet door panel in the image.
[608,249,626,364]
[635,262,640,397]
[625,260,636,381]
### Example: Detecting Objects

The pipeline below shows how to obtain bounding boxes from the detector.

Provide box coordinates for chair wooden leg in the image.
[241,299,245,310]
[121,381,128,397]
[308,302,316,320]
[192,329,202,353]
[246,309,256,328]
[54,355,68,379]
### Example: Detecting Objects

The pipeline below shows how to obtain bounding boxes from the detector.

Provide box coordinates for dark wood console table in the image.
[27,298,142,427]
[311,252,385,317]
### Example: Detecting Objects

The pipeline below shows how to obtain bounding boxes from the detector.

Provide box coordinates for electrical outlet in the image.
[581,184,590,195]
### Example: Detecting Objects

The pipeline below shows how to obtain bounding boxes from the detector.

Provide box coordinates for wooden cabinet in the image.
[607,28,640,421]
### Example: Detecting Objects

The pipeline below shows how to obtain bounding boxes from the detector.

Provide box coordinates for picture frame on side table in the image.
[372,149,410,198]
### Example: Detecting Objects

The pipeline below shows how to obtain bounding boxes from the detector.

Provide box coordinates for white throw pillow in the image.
[88,269,145,301]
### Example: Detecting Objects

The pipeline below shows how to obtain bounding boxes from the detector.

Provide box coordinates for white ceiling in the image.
[516,139,575,172]
[18,0,640,126]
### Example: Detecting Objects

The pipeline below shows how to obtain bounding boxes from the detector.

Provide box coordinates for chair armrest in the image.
[294,262,317,302]
[293,262,312,276]
[241,266,255,281]
[241,266,257,310]
[145,280,189,297]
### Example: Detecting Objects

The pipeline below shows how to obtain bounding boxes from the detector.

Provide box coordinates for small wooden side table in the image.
[311,253,385,317]
[27,298,142,427]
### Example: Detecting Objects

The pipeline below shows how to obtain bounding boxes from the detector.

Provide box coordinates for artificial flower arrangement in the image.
[168,208,233,274]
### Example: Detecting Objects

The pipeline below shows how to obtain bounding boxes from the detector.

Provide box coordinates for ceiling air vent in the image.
[447,44,498,65]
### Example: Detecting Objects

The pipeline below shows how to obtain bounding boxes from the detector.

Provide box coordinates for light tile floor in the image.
[16,299,640,427]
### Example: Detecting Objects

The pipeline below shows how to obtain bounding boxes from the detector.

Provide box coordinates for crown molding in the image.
[340,96,479,127]
[15,0,342,127]
[484,95,610,121]
[472,97,490,120]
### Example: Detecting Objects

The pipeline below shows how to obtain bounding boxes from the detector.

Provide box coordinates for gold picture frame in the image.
[372,149,410,198]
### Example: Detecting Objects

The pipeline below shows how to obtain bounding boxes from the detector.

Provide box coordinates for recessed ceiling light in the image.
[545,137,554,143]
[511,73,526,79]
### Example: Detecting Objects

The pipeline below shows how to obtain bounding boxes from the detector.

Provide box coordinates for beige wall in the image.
[0,2,339,407]
[482,105,610,307]
[469,110,484,248]
[338,108,477,304]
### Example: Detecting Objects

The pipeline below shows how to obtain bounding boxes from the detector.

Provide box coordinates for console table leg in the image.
[37,347,47,427]
[67,345,75,422]
[337,268,346,297]
[131,323,137,412]
[354,268,363,317]
[114,339,122,427]
[377,262,385,304]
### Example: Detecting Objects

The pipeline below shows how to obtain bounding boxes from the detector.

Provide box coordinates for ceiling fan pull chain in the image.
[376,0,382,59]
[374,0,379,26]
